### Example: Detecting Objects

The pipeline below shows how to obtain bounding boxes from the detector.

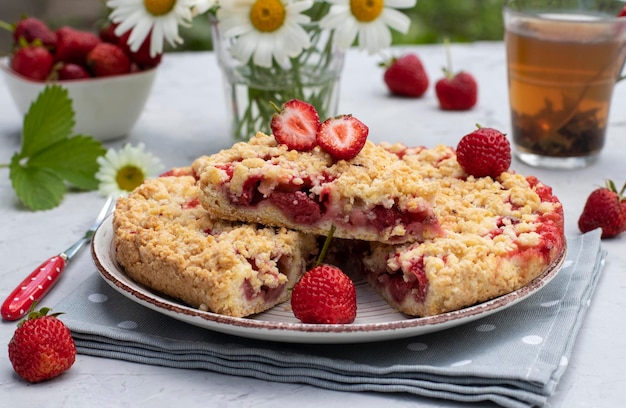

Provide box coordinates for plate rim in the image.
[91,215,566,343]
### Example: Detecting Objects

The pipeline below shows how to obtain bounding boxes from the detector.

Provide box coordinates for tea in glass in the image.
[504,0,626,169]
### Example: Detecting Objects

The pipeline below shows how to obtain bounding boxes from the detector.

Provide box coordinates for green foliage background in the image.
[0,1,506,55]
[175,0,507,52]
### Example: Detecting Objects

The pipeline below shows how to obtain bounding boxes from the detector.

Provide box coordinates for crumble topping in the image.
[192,132,442,243]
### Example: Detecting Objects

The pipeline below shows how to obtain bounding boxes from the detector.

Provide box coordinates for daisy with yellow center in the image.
[319,0,416,54]
[106,0,216,57]
[96,143,164,197]
[217,0,315,68]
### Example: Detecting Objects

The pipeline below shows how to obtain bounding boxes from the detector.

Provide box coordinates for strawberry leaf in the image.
[8,84,105,210]
[9,153,66,210]
[25,135,106,190]
[21,85,75,157]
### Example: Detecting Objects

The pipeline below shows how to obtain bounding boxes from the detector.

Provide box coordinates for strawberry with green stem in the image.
[291,226,357,324]
[578,180,626,238]
[435,38,478,111]
[10,41,55,81]
[0,16,57,50]
[8,304,77,383]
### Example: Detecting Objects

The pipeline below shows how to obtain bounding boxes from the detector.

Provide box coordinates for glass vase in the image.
[210,16,345,142]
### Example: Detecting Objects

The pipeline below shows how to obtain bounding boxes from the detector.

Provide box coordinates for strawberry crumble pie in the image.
[192,132,443,244]
[111,128,565,321]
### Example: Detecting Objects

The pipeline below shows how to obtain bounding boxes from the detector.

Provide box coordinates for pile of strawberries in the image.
[4,16,161,82]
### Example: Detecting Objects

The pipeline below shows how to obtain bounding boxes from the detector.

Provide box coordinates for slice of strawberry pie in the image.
[359,144,565,317]
[192,133,443,244]
[113,171,318,318]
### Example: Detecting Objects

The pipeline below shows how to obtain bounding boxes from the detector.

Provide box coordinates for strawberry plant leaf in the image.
[9,153,66,211]
[8,84,105,210]
[20,85,75,157]
[25,135,106,190]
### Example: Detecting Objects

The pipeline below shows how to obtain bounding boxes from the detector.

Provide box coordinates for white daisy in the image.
[193,0,218,15]
[95,143,164,197]
[319,0,416,54]
[217,0,315,68]
[106,0,213,57]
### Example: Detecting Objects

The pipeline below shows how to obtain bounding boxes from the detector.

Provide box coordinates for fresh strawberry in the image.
[435,40,477,110]
[11,16,57,49]
[619,5,626,17]
[456,126,511,178]
[270,99,320,151]
[291,264,357,324]
[98,22,119,44]
[56,63,91,80]
[435,70,477,110]
[8,306,76,383]
[10,45,54,81]
[55,26,100,65]
[100,23,162,69]
[118,30,162,69]
[316,114,369,161]
[382,53,429,97]
[86,43,131,77]
[578,180,626,238]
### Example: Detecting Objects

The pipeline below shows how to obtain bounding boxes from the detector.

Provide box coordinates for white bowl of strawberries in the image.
[1,17,161,141]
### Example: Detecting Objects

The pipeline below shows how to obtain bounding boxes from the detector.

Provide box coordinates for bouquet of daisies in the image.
[107,0,417,139]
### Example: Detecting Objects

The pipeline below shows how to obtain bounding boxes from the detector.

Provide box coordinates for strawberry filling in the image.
[268,191,323,224]
[221,169,437,240]
[242,279,287,303]
[376,256,429,305]
[181,198,200,210]
[241,256,292,303]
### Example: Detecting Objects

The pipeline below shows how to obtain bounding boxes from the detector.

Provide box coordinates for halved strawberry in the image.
[270,99,320,151]
[316,114,369,161]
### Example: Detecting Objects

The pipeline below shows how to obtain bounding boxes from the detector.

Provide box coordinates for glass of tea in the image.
[504,0,626,169]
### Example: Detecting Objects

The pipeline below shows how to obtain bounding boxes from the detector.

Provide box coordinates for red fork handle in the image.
[1,255,67,321]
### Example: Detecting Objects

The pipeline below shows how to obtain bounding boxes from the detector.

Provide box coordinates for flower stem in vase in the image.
[212,14,345,142]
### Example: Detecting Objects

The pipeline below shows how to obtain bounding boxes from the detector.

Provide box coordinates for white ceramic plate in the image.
[92,216,566,344]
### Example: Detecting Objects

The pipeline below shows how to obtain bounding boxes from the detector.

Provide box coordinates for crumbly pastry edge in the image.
[113,174,318,318]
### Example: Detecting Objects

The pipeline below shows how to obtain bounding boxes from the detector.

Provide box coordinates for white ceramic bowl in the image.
[1,57,157,141]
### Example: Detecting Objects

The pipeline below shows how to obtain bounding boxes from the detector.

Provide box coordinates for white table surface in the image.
[1,42,624,408]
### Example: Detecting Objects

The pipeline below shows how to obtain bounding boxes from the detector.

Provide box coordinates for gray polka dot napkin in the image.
[55,230,605,408]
